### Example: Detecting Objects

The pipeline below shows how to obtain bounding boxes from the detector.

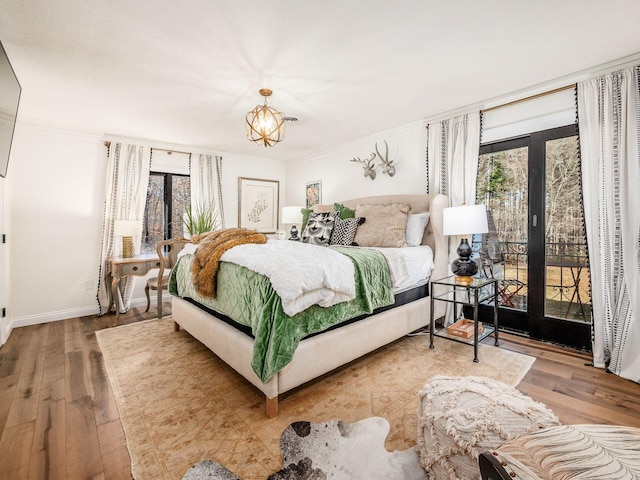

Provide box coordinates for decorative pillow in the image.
[333,203,356,220]
[353,203,410,247]
[301,211,339,246]
[300,207,313,232]
[405,213,430,246]
[330,217,365,246]
[416,375,560,480]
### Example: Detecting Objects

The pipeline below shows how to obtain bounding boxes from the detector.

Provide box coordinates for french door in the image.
[475,125,591,350]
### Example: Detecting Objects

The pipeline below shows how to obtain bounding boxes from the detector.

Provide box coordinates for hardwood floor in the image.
[1,304,639,479]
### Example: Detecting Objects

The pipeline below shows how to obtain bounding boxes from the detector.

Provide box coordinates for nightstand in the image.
[429,275,499,362]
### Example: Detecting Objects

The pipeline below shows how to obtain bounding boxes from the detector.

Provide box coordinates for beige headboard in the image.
[339,194,446,250]
[339,193,449,285]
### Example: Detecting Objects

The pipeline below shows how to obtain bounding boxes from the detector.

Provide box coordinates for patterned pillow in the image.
[330,217,366,246]
[301,211,339,246]
[300,207,313,232]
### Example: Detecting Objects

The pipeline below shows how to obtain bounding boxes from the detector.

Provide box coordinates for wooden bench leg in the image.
[266,396,278,418]
[173,321,180,332]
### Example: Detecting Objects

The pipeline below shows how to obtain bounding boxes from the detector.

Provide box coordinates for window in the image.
[142,172,191,254]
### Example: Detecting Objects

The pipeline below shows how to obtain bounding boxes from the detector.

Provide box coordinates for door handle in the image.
[532,214,538,227]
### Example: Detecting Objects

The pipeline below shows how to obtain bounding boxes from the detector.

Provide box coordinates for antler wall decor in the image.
[375,140,397,177]
[350,152,377,180]
[350,140,398,180]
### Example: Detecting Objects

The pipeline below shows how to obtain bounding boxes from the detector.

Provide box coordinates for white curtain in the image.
[577,66,640,382]
[97,142,152,315]
[427,112,481,205]
[190,153,225,229]
[426,112,482,323]
[427,112,482,256]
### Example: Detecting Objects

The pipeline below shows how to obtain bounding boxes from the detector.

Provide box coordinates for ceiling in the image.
[1,0,640,161]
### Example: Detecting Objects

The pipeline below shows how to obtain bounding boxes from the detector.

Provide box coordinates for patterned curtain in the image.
[426,112,481,206]
[97,142,152,315]
[426,112,482,323]
[190,153,225,229]
[577,66,640,382]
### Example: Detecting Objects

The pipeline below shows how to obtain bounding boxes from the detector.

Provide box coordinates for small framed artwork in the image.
[238,177,279,233]
[305,180,322,209]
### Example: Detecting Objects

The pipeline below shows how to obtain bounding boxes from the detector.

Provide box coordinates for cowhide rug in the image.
[181,417,428,480]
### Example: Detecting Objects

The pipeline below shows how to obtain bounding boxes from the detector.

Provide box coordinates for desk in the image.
[107,254,169,327]
[429,276,499,362]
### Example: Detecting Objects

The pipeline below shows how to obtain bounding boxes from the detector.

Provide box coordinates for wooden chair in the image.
[145,238,192,317]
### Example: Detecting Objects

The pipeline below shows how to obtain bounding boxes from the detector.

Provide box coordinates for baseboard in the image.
[10,305,101,329]
[7,296,155,330]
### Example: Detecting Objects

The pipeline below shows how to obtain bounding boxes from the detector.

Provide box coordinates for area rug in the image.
[96,317,535,480]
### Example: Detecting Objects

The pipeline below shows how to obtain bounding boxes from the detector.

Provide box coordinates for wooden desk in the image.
[107,254,169,327]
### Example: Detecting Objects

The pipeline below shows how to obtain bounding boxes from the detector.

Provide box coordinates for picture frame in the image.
[305,180,322,209]
[238,177,279,233]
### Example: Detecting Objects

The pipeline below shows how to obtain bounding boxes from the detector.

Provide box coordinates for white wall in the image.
[0,175,7,343]
[3,124,285,340]
[8,125,106,329]
[285,121,428,207]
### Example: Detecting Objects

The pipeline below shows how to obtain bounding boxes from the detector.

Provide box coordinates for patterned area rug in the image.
[96,318,535,480]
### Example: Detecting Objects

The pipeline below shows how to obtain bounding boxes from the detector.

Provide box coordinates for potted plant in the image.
[183,200,220,237]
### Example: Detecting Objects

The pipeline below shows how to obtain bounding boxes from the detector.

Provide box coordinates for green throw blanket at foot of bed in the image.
[170,246,394,382]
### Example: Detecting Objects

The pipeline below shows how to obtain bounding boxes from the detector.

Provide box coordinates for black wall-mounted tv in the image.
[0,40,21,179]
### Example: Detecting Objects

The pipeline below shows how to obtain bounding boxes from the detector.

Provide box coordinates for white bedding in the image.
[180,240,356,316]
[178,241,434,314]
[370,245,434,292]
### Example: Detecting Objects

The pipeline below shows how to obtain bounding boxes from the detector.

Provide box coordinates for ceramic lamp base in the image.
[122,236,134,258]
[289,225,300,241]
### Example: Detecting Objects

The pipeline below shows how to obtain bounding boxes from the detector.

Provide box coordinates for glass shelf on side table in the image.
[429,275,499,362]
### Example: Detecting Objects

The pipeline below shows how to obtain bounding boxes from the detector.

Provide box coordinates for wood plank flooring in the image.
[1,303,639,479]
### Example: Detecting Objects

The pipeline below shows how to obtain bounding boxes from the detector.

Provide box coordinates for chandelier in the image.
[245,88,286,147]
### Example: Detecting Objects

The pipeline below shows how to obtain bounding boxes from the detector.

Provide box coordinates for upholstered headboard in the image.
[339,194,445,249]
[339,193,449,284]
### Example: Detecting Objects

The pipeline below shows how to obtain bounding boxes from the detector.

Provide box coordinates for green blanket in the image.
[169,246,394,382]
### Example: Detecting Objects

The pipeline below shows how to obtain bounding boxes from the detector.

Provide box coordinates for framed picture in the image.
[238,177,279,233]
[305,180,322,209]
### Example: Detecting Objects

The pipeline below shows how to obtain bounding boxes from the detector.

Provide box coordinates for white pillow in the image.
[406,213,430,246]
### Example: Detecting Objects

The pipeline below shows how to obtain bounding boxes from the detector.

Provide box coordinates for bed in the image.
[168,193,449,417]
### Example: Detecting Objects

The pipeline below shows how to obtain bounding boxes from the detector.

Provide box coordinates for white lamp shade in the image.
[443,204,489,236]
[281,206,303,225]
[114,220,140,236]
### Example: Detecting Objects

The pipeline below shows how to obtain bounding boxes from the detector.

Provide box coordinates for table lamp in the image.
[281,206,303,241]
[443,204,489,284]
[114,220,139,258]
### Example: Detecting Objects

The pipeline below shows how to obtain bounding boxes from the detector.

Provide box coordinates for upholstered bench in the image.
[479,424,640,479]
[417,375,560,480]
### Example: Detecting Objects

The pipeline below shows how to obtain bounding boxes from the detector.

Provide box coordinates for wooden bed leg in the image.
[173,321,180,332]
[265,396,278,418]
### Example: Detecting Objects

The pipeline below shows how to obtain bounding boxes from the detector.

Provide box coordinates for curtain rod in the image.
[102,141,191,156]
[481,83,577,114]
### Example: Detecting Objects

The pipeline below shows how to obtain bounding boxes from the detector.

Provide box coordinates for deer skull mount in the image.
[350,152,377,180]
[350,140,397,180]
[376,140,397,177]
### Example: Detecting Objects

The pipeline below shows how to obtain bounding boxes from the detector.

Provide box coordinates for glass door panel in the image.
[544,136,591,322]
[476,125,591,349]
[476,145,529,315]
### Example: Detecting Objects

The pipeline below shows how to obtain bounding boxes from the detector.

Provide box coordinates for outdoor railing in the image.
[472,239,591,321]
